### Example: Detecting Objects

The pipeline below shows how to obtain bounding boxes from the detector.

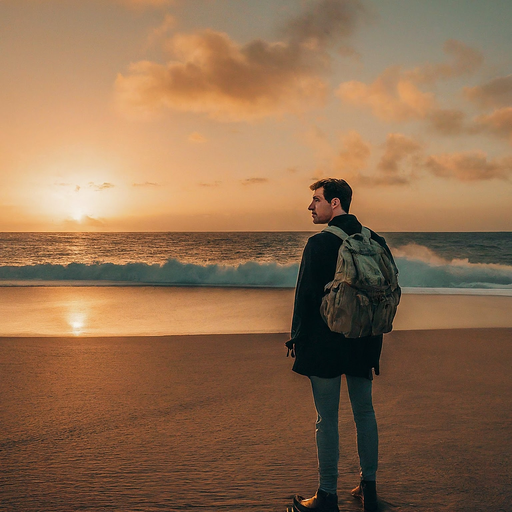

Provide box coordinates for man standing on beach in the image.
[287,178,393,512]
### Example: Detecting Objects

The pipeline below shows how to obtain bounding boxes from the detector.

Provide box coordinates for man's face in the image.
[308,187,333,224]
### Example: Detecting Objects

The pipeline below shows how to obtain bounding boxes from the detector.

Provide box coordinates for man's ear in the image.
[331,197,340,209]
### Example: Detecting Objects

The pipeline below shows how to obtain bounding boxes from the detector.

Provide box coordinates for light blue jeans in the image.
[309,375,378,494]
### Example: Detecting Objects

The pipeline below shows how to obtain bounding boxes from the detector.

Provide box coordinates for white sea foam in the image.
[0,243,511,293]
[393,243,512,290]
[0,260,299,288]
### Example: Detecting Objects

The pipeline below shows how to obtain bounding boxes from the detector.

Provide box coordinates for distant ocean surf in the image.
[0,232,511,292]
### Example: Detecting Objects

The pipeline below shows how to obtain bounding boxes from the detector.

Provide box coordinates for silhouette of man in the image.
[287,178,395,512]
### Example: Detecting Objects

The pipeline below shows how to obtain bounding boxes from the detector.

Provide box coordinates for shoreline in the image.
[1,287,512,336]
[0,325,510,340]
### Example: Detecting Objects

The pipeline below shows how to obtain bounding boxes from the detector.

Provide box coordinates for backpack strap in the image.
[323,225,372,241]
[322,225,349,240]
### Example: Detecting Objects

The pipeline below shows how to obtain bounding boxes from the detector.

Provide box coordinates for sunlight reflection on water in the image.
[68,311,86,336]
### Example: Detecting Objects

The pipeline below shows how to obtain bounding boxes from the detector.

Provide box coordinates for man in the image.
[286,178,394,512]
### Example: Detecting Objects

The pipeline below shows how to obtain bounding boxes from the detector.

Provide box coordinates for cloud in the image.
[199,181,222,187]
[404,39,483,84]
[337,66,437,122]
[133,181,160,187]
[337,40,482,122]
[424,151,512,181]
[464,74,512,109]
[377,133,422,179]
[335,130,371,174]
[473,107,512,142]
[283,0,368,50]
[348,133,422,186]
[240,178,269,186]
[63,215,106,229]
[188,132,207,143]
[115,0,368,121]
[427,108,466,135]
[146,14,177,48]
[54,182,81,192]
[115,30,328,120]
[88,182,115,191]
[117,0,175,8]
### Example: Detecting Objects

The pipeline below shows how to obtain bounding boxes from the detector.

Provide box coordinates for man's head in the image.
[308,178,352,224]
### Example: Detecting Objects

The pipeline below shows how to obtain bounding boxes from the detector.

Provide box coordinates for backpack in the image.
[319,225,401,338]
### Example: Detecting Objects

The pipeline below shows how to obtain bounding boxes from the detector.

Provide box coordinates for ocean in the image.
[1,231,511,289]
[0,231,511,337]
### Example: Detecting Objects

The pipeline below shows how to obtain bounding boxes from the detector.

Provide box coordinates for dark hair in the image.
[310,178,352,213]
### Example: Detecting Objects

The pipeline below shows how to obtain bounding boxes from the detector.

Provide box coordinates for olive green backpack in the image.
[320,226,401,338]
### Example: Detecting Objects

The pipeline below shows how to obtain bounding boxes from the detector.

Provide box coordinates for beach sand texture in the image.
[1,329,511,511]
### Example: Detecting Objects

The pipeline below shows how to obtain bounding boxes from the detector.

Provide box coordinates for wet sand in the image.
[1,329,511,511]
[0,286,512,336]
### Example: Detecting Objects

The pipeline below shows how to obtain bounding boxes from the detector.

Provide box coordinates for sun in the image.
[70,209,86,222]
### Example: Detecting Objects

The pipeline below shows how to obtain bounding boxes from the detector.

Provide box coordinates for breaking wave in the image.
[393,244,512,289]
[0,244,511,291]
[0,259,299,288]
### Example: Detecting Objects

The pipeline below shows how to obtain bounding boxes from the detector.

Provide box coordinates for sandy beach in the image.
[1,328,511,511]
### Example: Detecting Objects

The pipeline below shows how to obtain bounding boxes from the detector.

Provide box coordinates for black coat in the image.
[287,214,392,379]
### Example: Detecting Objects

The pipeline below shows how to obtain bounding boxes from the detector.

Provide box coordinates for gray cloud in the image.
[464,74,512,109]
[473,107,512,142]
[427,109,466,135]
[283,0,369,48]
[405,39,483,84]
[117,0,175,8]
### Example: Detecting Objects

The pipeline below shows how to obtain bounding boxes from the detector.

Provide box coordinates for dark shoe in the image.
[293,488,339,512]
[351,480,378,512]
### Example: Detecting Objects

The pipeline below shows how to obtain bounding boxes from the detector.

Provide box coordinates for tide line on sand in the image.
[0,286,512,336]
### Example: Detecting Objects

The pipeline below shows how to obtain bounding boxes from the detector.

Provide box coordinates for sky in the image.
[1,0,511,232]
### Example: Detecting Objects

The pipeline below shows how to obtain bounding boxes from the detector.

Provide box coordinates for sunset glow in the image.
[1,0,511,231]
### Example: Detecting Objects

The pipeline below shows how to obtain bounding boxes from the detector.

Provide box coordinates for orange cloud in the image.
[133,181,160,187]
[337,40,482,122]
[424,151,512,181]
[377,133,423,184]
[337,66,437,122]
[188,132,207,143]
[474,107,512,143]
[88,182,115,191]
[116,0,369,121]
[335,130,371,174]
[240,178,269,186]
[464,74,512,109]
[115,29,328,121]
[63,215,106,230]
